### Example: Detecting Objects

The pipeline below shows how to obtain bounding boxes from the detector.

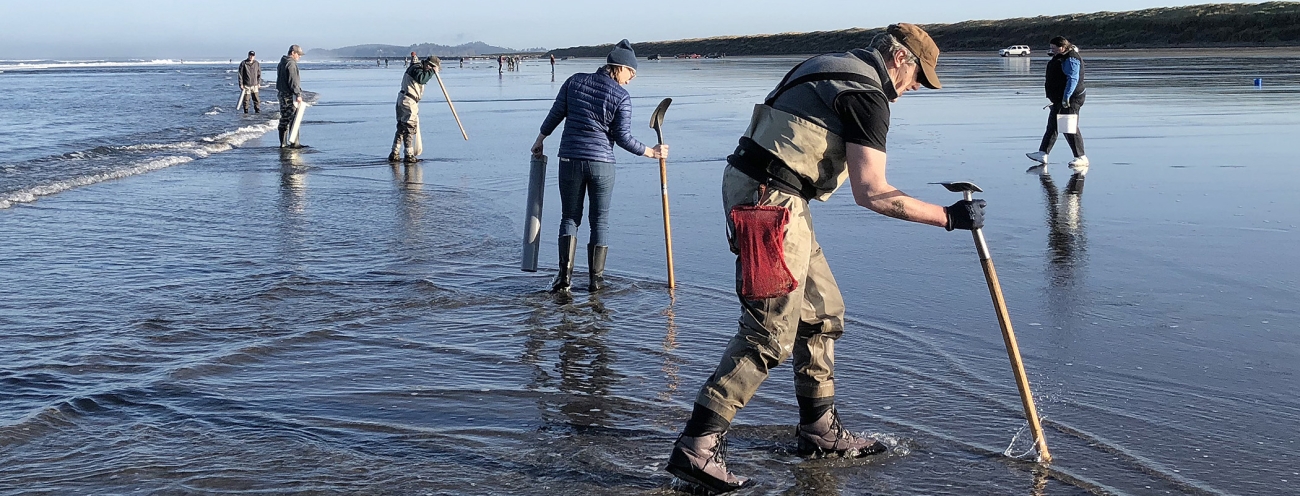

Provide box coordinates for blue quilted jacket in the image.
[539,68,648,162]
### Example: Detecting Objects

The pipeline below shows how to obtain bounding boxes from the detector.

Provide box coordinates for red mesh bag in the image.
[729,205,798,300]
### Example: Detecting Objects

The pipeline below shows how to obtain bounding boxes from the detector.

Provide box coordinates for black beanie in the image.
[606,39,638,71]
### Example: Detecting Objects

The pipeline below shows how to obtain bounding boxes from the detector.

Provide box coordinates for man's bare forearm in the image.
[861,189,948,227]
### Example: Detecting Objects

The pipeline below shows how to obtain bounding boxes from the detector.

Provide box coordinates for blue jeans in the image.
[557,158,615,246]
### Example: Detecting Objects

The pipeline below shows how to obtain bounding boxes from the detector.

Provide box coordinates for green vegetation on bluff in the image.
[549,2,1300,57]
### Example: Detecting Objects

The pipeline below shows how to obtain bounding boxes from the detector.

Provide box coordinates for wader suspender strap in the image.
[740,56,886,200]
[765,72,884,105]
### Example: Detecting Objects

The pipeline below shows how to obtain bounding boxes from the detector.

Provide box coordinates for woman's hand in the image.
[645,144,669,160]
[531,134,546,155]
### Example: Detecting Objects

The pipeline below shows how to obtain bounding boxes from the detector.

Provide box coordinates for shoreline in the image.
[555,46,1300,60]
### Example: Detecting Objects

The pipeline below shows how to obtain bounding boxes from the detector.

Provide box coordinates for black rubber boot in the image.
[278,129,287,148]
[588,244,607,293]
[551,235,576,293]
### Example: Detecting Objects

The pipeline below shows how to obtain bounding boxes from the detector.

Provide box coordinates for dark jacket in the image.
[238,59,261,88]
[400,62,436,101]
[1045,48,1085,105]
[539,68,647,162]
[276,56,301,99]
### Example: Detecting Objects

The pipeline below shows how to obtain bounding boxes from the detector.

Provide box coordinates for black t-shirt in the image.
[833,91,890,152]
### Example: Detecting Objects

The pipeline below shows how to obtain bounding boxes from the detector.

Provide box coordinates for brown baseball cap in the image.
[888,23,941,89]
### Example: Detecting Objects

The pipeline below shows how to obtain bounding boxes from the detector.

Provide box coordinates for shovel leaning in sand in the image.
[649,98,675,289]
[938,181,1053,463]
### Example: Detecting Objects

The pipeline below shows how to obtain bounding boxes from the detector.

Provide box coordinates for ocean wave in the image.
[0,120,277,209]
[0,59,231,71]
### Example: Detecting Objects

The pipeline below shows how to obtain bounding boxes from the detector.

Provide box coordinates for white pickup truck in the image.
[999,45,1031,57]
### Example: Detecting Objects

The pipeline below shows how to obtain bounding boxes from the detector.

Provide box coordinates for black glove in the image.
[1060,102,1071,111]
[945,199,987,231]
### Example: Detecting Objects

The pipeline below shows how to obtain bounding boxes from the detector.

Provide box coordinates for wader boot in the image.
[666,432,750,493]
[551,235,576,293]
[588,244,607,292]
[278,129,287,148]
[388,130,403,162]
[795,407,887,458]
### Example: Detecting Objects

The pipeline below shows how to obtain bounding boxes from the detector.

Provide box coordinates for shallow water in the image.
[1,54,1298,495]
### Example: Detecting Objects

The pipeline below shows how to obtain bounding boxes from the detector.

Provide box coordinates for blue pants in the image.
[557,158,615,246]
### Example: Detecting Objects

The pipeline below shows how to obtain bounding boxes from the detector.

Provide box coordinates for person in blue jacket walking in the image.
[1026,36,1089,174]
[530,40,670,294]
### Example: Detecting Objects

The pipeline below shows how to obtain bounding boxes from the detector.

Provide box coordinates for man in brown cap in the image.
[665,23,986,493]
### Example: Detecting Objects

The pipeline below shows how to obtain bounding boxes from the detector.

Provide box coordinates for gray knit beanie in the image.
[606,39,638,71]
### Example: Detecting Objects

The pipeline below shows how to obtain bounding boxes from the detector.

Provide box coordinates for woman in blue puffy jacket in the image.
[531,39,670,294]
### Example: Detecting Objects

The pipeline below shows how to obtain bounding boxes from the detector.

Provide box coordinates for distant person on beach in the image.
[663,24,986,493]
[550,53,556,73]
[498,55,504,74]
[530,39,669,294]
[389,53,441,163]
[1026,36,1088,174]
[276,45,305,147]
[238,51,261,114]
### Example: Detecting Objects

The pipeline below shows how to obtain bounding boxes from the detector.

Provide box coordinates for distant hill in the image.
[311,41,542,59]
[548,2,1300,57]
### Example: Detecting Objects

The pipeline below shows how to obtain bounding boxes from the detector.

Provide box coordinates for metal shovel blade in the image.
[650,98,672,131]
[933,181,983,193]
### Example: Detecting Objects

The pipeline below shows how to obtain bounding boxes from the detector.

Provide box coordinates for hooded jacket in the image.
[539,67,648,162]
[276,56,301,99]
[239,59,261,88]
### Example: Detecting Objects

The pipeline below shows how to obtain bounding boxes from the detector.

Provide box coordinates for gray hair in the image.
[288,44,304,56]
[870,34,917,66]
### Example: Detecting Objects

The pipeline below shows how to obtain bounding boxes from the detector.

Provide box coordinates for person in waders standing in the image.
[1026,36,1089,175]
[663,24,988,493]
[275,45,305,147]
[389,52,441,163]
[238,51,261,113]
[530,39,669,294]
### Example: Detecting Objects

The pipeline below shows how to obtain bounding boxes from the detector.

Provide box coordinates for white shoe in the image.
[1068,155,1090,175]
[1026,151,1048,164]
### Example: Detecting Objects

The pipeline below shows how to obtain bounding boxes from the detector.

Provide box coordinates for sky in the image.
[0,0,1265,59]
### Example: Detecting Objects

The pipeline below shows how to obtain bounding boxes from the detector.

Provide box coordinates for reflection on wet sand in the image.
[390,162,423,192]
[391,163,425,242]
[1002,55,1032,75]
[1033,167,1087,286]
[279,149,308,214]
[523,296,619,428]
[658,301,681,403]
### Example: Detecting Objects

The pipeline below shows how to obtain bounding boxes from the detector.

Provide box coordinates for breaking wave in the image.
[0,120,277,209]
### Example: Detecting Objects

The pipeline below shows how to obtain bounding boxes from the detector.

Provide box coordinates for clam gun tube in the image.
[412,123,423,157]
[236,88,248,111]
[286,100,307,146]
[521,154,547,272]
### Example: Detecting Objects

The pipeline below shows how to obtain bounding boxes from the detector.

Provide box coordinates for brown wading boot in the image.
[796,407,888,458]
[550,235,576,293]
[666,432,750,494]
[587,244,607,292]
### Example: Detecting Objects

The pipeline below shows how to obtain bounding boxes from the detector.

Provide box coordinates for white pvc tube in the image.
[286,100,306,146]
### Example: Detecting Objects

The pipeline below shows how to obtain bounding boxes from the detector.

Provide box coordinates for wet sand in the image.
[1,53,1298,494]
